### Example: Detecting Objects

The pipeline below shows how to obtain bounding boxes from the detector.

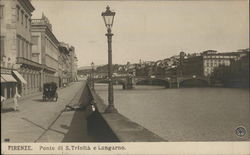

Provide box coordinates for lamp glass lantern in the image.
[101,6,115,30]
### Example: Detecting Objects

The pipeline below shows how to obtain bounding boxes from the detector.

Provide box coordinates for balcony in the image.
[16,57,43,69]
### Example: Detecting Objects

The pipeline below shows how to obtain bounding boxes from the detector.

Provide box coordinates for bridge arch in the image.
[134,78,170,88]
[94,78,128,89]
[179,78,209,88]
[94,79,126,84]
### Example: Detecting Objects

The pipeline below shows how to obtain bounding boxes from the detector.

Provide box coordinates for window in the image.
[26,41,28,59]
[17,37,20,57]
[21,39,24,57]
[23,41,26,58]
[0,36,5,59]
[0,5,3,19]
[21,11,24,24]
[29,44,32,59]
[29,19,31,31]
[25,15,28,28]
[16,6,20,21]
[27,18,30,30]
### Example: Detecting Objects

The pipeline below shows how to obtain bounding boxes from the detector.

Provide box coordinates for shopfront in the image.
[1,69,18,99]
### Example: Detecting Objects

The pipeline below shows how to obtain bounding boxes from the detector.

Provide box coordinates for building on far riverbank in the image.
[201,50,248,77]
[176,49,249,77]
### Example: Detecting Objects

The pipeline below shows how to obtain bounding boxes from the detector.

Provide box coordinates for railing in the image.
[31,19,52,31]
[16,57,58,73]
[31,19,44,24]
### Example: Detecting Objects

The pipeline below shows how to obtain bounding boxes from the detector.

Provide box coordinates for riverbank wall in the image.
[83,83,166,142]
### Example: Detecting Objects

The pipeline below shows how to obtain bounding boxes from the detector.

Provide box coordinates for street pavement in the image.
[1,81,95,142]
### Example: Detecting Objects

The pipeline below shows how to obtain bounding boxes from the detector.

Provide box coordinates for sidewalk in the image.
[1,81,93,142]
[3,82,74,105]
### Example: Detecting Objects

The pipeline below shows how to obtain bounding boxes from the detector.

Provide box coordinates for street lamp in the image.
[91,62,95,89]
[102,6,118,113]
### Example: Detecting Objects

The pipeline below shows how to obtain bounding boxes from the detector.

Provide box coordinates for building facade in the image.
[68,46,78,82]
[58,42,71,86]
[1,0,78,100]
[171,50,243,78]
[31,14,59,88]
[0,0,40,98]
[202,50,239,77]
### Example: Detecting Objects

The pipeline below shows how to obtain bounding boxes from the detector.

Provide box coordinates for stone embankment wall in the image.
[83,83,166,142]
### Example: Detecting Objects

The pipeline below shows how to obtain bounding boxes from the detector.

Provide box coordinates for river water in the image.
[95,84,249,141]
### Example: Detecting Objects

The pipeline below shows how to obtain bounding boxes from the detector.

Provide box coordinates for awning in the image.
[1,74,17,83]
[1,76,6,82]
[12,71,27,84]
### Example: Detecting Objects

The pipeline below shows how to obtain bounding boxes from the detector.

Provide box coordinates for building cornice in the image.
[18,0,35,16]
[45,54,58,62]
[45,27,59,46]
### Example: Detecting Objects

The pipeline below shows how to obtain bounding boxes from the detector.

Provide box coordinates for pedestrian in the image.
[13,87,21,111]
[1,96,6,111]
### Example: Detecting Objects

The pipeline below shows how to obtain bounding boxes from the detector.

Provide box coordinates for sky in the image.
[31,0,249,67]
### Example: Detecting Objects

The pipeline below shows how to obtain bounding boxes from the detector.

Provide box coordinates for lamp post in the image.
[91,62,95,90]
[102,6,118,113]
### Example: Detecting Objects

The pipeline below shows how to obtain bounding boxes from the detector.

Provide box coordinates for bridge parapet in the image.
[93,76,133,90]
[176,75,210,88]
[93,75,210,89]
[132,76,171,88]
[177,75,209,82]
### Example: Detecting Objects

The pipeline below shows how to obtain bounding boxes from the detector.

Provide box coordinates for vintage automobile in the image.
[43,82,58,102]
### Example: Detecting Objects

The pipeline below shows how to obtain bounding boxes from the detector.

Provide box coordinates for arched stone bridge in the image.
[93,75,210,89]
[175,75,210,88]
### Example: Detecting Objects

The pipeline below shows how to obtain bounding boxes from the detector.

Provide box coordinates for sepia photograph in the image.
[0,0,249,154]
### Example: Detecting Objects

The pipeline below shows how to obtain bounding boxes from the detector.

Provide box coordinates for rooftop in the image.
[31,14,52,31]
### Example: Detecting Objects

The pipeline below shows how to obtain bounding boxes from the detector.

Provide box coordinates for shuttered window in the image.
[16,5,20,21]
[0,5,3,19]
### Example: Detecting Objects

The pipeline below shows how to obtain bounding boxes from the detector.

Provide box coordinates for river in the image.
[95,84,249,141]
